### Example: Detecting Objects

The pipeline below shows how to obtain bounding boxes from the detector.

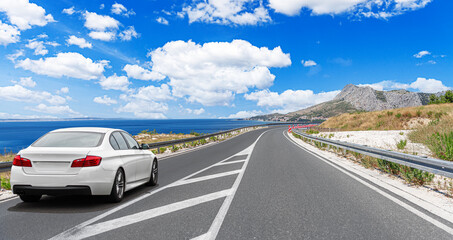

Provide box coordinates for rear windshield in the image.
[32,132,104,148]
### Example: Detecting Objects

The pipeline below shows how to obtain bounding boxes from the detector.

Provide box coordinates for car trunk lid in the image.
[20,147,92,175]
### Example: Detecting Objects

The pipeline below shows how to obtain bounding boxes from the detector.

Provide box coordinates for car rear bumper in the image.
[13,185,91,196]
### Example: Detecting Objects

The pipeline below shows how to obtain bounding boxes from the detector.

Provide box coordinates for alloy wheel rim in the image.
[116,171,124,198]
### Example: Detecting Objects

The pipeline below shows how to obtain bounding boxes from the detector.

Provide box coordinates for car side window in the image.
[109,135,120,150]
[121,132,139,149]
[112,132,128,150]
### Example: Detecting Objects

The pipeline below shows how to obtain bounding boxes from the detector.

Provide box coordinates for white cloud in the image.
[301,59,317,67]
[94,95,117,105]
[0,0,54,30]
[123,64,165,81]
[227,110,263,118]
[16,52,109,80]
[67,35,92,49]
[57,87,69,94]
[100,4,105,10]
[83,11,119,31]
[111,3,135,17]
[0,21,20,45]
[7,50,24,62]
[414,50,430,58]
[127,84,174,102]
[99,74,130,91]
[83,11,119,41]
[11,77,36,88]
[359,78,450,93]
[62,6,75,15]
[88,31,116,41]
[0,84,66,105]
[245,89,340,113]
[146,39,291,106]
[28,103,79,116]
[409,78,450,93]
[25,39,48,55]
[182,0,271,25]
[119,26,138,41]
[0,112,57,119]
[156,17,169,25]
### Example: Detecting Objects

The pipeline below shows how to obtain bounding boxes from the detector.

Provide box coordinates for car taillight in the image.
[13,155,32,167]
[71,156,102,168]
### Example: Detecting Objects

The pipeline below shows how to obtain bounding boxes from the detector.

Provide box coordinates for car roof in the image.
[51,127,122,134]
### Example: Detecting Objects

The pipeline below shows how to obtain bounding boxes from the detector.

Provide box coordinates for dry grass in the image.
[320,103,453,131]
[0,154,14,163]
[134,133,197,144]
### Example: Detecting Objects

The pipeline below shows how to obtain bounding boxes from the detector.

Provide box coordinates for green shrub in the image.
[416,110,422,117]
[429,91,453,104]
[190,130,201,136]
[387,111,393,116]
[427,111,433,118]
[1,176,10,190]
[401,166,434,185]
[396,140,407,150]
[429,132,453,161]
[395,113,402,118]
[306,129,319,134]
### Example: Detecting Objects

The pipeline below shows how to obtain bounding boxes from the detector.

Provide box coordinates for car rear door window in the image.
[109,135,120,150]
[112,132,128,150]
[121,132,139,149]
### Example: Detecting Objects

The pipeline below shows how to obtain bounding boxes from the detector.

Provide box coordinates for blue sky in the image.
[0,0,451,119]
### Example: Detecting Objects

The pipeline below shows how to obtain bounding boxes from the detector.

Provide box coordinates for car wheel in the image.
[19,194,41,202]
[146,158,158,186]
[108,169,125,203]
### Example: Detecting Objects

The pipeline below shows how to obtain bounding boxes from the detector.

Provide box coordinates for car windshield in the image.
[32,132,104,148]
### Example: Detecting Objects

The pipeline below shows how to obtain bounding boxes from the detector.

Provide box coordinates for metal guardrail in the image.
[292,129,453,178]
[0,122,307,172]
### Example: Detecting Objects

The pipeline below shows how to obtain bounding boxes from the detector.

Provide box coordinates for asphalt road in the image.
[0,127,452,240]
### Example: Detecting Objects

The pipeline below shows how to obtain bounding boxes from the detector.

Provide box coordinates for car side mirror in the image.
[141,143,150,150]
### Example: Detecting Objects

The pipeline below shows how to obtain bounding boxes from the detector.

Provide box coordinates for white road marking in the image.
[50,153,242,239]
[198,130,268,240]
[214,160,246,166]
[51,129,271,240]
[59,189,232,240]
[284,131,453,236]
[170,170,241,187]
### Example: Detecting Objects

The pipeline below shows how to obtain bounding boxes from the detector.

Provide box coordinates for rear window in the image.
[32,132,104,148]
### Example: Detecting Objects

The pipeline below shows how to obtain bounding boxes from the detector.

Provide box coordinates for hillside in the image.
[320,103,453,131]
[249,84,437,122]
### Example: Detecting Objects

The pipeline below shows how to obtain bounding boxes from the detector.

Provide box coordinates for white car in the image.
[10,127,158,203]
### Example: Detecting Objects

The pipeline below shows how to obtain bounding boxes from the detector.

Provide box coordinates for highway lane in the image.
[0,127,271,240]
[1,126,452,240]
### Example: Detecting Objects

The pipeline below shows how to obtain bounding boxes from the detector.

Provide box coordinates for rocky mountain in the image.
[248,84,434,121]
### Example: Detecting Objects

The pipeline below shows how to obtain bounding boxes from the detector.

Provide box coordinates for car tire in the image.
[146,158,158,186]
[108,169,125,203]
[19,194,41,202]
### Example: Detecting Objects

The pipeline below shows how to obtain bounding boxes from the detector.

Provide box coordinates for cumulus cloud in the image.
[182,0,271,25]
[16,52,109,80]
[414,50,430,58]
[27,104,79,116]
[11,77,36,88]
[67,35,92,49]
[117,84,173,119]
[156,17,169,25]
[56,87,69,94]
[119,26,138,41]
[123,64,165,81]
[227,110,263,118]
[99,74,130,91]
[111,3,135,17]
[359,78,450,93]
[62,6,75,15]
[88,31,116,41]
[25,39,48,55]
[185,107,206,115]
[0,84,66,105]
[0,21,20,45]
[0,0,54,30]
[301,59,317,67]
[7,50,24,62]
[245,89,341,113]
[268,0,432,18]
[83,11,119,41]
[146,39,291,106]
[94,95,117,105]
